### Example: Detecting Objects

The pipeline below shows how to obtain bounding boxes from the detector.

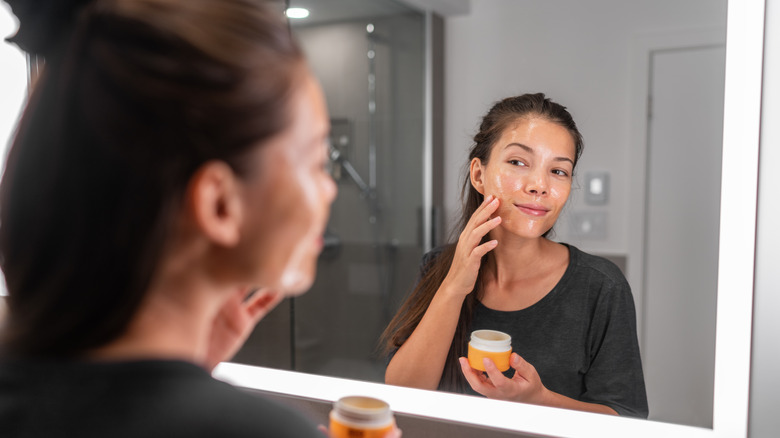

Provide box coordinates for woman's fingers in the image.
[508,353,528,376]
[482,357,512,389]
[459,357,491,393]
[460,198,501,251]
[464,195,500,232]
[470,216,501,245]
[443,194,501,298]
[472,238,499,258]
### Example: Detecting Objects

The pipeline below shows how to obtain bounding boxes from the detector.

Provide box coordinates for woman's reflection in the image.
[382,93,648,418]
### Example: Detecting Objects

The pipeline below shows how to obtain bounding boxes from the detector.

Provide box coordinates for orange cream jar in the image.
[467,329,512,372]
[329,396,395,438]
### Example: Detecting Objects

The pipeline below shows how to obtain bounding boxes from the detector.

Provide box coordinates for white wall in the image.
[0,4,25,157]
[442,0,726,259]
[0,3,27,298]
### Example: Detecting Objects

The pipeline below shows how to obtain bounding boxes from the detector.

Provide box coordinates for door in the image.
[643,44,725,427]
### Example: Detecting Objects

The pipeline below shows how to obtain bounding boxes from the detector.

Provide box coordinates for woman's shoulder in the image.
[422,244,452,261]
[563,244,631,292]
[145,362,322,437]
[419,244,454,273]
[0,358,322,438]
[566,244,625,277]
[559,245,638,317]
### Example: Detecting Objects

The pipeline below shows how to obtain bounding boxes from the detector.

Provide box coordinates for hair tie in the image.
[5,0,94,57]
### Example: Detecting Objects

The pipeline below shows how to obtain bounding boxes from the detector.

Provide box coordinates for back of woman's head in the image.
[458,93,583,233]
[0,0,304,357]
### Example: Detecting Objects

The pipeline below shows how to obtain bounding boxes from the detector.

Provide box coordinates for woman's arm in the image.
[385,195,502,390]
[385,281,469,389]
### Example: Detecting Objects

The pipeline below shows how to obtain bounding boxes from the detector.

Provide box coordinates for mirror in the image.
[226,0,764,435]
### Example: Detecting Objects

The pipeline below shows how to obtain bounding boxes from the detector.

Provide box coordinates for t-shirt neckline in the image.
[477,243,578,315]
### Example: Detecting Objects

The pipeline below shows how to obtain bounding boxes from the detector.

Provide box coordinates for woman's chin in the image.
[278,267,316,297]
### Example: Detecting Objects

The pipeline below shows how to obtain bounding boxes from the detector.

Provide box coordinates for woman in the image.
[382,93,648,417]
[0,0,337,436]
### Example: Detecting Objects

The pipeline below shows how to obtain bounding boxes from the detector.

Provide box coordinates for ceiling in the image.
[285,0,419,25]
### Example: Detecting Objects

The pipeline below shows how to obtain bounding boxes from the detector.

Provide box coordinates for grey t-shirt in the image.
[426,243,649,418]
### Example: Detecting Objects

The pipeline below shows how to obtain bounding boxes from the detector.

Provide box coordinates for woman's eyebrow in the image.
[504,142,574,165]
[504,142,532,153]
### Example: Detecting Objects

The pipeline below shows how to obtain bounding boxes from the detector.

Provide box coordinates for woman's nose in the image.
[525,171,548,196]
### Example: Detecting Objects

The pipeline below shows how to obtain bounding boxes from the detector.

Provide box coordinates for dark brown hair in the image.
[0,0,304,357]
[381,93,583,392]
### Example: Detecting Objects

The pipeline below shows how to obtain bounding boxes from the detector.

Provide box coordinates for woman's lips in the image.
[515,203,550,217]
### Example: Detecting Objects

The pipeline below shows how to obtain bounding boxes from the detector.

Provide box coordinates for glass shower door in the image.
[233,0,428,384]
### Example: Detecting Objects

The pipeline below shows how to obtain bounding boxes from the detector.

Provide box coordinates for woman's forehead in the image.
[492,118,576,157]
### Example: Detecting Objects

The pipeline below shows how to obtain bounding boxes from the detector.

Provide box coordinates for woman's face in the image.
[472,116,576,240]
[238,71,336,295]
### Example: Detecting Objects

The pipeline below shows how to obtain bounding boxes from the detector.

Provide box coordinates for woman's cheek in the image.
[549,183,571,205]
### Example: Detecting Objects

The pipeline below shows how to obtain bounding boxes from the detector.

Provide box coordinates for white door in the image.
[643,44,725,427]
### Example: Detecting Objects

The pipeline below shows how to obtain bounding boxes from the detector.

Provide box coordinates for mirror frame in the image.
[214,0,766,436]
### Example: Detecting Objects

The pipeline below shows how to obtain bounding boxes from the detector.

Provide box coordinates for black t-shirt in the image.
[422,243,649,418]
[0,358,321,438]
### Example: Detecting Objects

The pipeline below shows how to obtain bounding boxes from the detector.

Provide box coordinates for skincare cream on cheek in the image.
[329,396,395,438]
[468,329,512,372]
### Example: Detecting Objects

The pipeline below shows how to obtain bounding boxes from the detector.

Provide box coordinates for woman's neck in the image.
[480,235,568,311]
[87,281,220,367]
[485,234,554,282]
[86,235,227,367]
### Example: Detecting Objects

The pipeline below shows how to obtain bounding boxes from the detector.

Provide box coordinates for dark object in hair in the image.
[5,0,93,57]
[380,93,583,392]
[0,0,304,358]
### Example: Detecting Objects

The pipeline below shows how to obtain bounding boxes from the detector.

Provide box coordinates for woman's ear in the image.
[469,157,486,195]
[187,161,243,246]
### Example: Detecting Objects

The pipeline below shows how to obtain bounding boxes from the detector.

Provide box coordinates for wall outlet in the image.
[569,210,607,239]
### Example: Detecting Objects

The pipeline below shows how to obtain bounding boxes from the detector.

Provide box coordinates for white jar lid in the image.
[331,396,394,428]
[469,329,512,352]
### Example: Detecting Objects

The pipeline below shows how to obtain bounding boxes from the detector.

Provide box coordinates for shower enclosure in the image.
[233,0,439,383]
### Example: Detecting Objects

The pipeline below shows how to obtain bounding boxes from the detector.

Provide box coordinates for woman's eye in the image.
[508,159,527,167]
[552,169,570,177]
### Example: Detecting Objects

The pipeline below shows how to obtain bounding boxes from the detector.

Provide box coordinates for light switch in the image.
[584,171,609,205]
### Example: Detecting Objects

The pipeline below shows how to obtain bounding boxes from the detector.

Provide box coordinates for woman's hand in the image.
[204,287,283,371]
[458,353,549,404]
[441,194,502,297]
[384,195,500,390]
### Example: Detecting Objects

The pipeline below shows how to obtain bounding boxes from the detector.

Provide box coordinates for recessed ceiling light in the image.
[285,7,310,19]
